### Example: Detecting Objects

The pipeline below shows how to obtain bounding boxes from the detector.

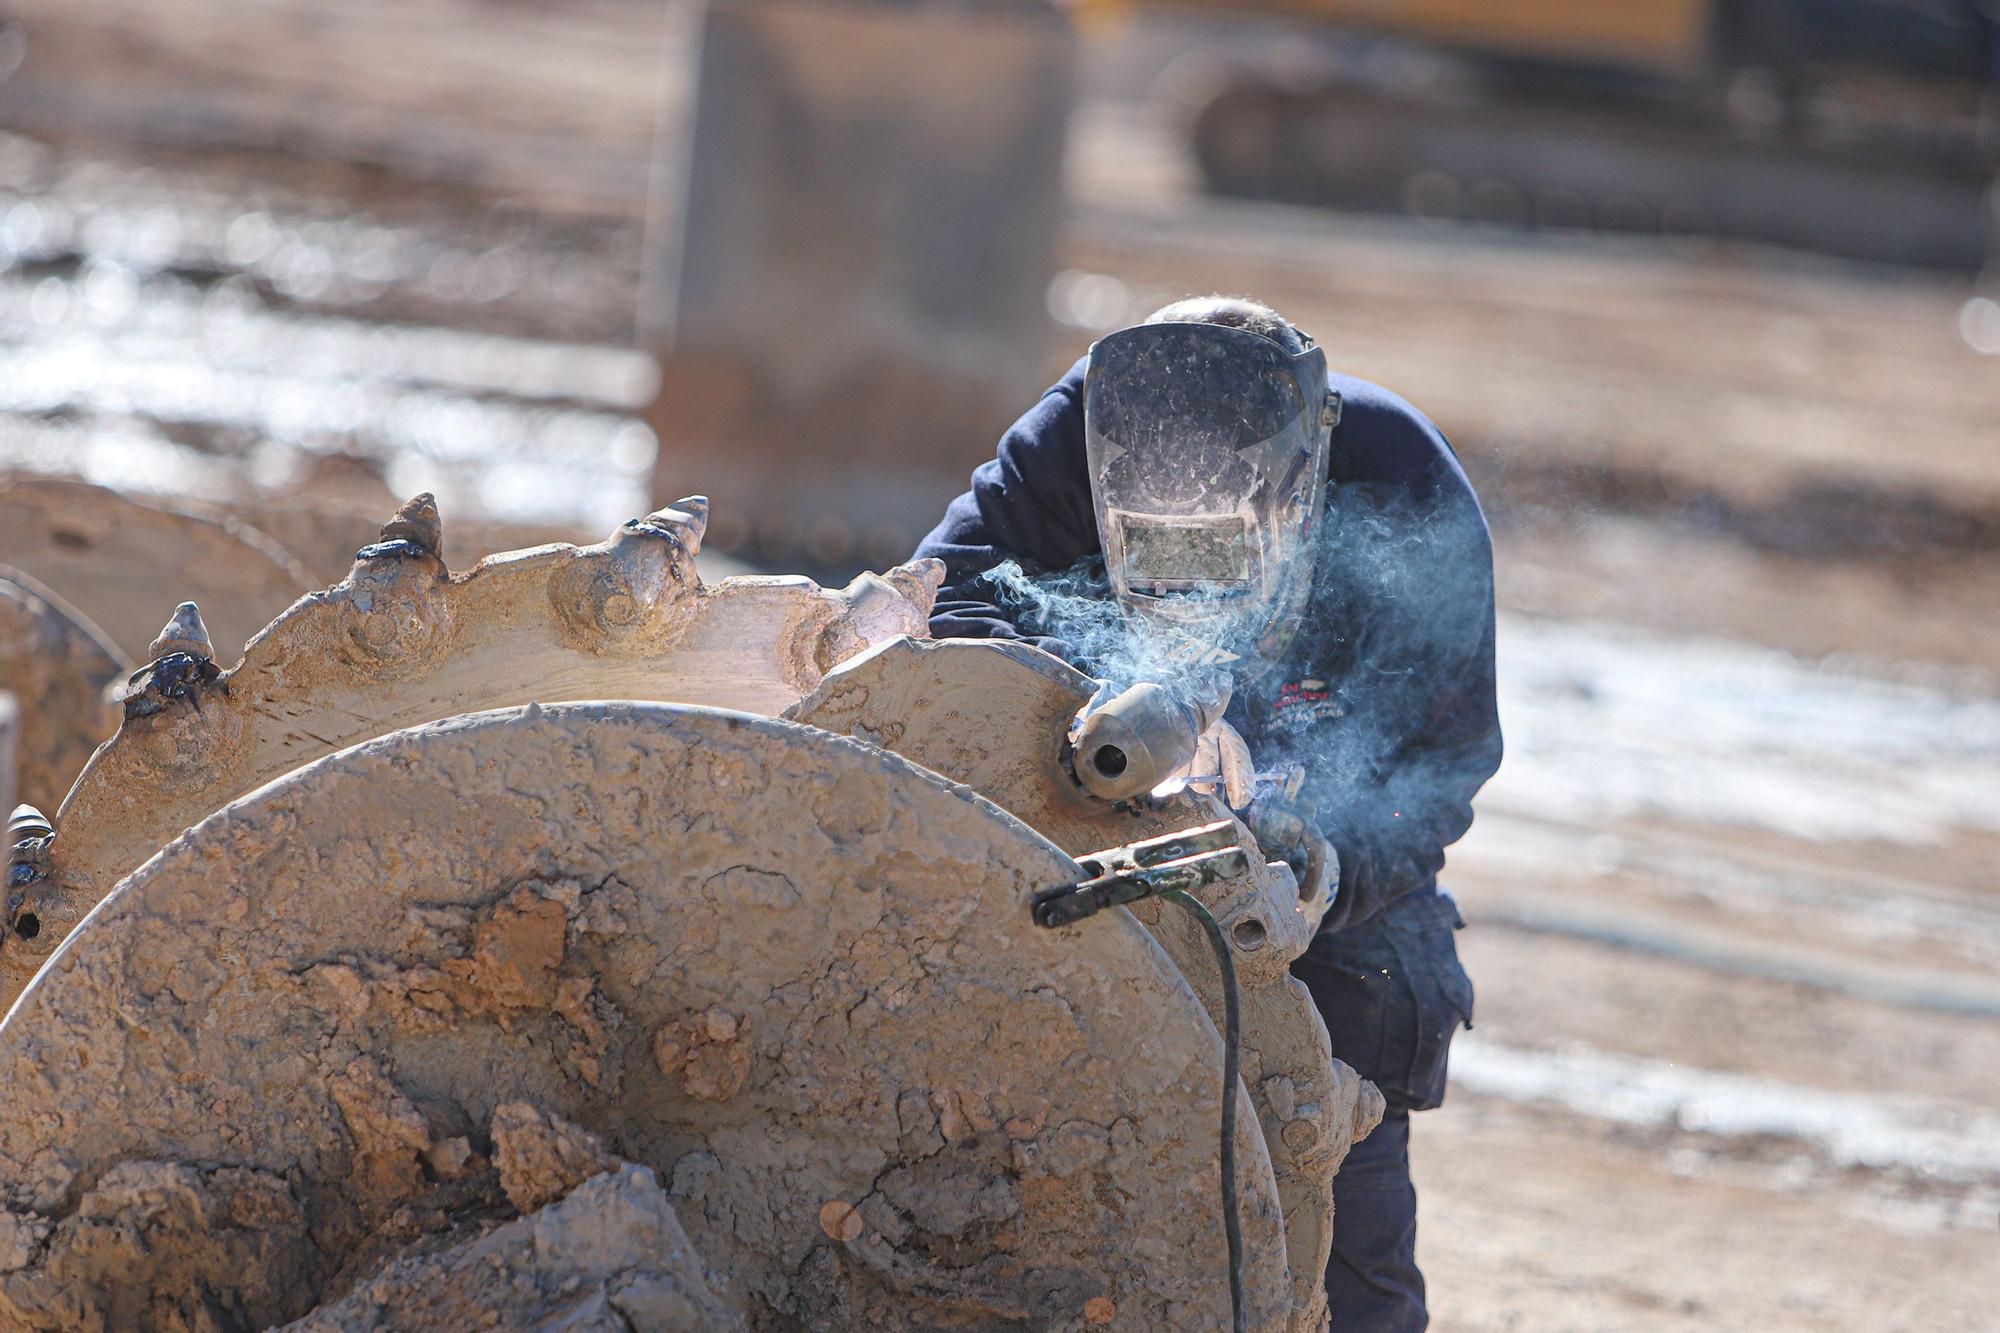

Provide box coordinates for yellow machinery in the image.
[1083,0,2000,269]
[1106,0,1716,72]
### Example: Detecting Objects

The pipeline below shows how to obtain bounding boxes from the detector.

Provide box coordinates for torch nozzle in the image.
[1069,679,1231,802]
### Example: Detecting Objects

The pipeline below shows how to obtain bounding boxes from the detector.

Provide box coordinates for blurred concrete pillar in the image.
[641,0,1074,572]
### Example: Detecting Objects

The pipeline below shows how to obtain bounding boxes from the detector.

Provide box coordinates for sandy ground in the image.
[0,5,1994,1328]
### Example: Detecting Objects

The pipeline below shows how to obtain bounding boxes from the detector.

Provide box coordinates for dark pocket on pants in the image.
[1290,939,1395,1094]
[1393,890,1473,1111]
[1292,889,1474,1113]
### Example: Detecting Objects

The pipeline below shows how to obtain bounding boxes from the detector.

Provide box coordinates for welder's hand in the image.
[1187,718,1256,810]
[1247,796,1336,904]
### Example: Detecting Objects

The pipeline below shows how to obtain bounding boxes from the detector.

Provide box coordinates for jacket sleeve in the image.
[912,357,1101,658]
[1306,425,1504,932]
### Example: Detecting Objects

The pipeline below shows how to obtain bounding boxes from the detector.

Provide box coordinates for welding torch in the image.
[1067,679,1230,802]
[1066,678,1305,816]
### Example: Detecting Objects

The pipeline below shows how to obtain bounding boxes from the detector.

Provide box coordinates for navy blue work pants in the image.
[1291,889,1472,1331]
[1324,1109,1424,1332]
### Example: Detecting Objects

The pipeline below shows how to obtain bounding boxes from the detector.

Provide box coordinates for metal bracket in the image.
[1032,820,1245,927]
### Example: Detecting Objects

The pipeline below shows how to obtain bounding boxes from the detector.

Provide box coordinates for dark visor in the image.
[1086,323,1310,456]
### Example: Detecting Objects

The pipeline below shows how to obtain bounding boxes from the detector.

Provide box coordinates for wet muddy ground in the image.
[0,7,1995,1327]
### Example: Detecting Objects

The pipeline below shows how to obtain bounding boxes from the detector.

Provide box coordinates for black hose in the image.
[1162,888,1245,1333]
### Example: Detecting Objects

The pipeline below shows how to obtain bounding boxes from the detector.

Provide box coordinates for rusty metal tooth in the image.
[125,603,224,720]
[7,803,50,846]
[625,494,708,554]
[7,803,53,910]
[147,602,214,663]
[885,557,945,606]
[358,492,443,563]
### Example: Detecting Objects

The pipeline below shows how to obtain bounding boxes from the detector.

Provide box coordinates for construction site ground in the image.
[0,7,1994,1328]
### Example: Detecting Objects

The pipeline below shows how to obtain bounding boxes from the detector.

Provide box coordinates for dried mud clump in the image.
[652,1005,753,1102]
[283,1164,740,1332]
[491,1102,615,1214]
[330,1058,437,1205]
[0,1162,317,1331]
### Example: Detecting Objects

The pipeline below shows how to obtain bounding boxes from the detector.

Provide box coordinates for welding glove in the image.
[1187,717,1257,810]
[1247,795,1336,905]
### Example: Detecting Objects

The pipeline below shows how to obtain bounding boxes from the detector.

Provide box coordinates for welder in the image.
[914,296,1502,1331]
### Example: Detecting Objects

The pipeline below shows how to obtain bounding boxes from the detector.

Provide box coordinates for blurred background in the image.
[0,1,1994,1326]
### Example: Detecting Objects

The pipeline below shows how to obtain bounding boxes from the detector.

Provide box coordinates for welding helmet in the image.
[1084,321,1338,664]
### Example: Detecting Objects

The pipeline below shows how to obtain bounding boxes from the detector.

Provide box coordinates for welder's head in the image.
[1083,298,1338,663]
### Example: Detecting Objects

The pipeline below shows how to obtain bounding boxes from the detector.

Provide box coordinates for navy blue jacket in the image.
[915,356,1502,931]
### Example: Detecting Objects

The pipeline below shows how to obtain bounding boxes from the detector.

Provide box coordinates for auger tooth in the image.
[378,492,443,559]
[638,495,708,554]
[147,602,214,663]
[7,803,50,846]
[884,557,946,609]
[669,494,709,539]
[6,801,52,898]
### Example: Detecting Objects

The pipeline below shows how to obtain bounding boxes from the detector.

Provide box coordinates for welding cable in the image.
[1161,887,1246,1333]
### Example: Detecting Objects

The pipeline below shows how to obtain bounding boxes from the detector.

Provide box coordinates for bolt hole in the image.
[1092,745,1128,777]
[14,912,40,940]
[1230,917,1267,951]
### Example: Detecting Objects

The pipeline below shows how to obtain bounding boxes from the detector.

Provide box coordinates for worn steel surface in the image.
[0,478,314,664]
[789,634,1382,1332]
[0,494,941,1005]
[0,702,1286,1330]
[0,565,125,812]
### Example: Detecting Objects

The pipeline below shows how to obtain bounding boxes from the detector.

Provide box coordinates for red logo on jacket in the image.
[1274,678,1330,709]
